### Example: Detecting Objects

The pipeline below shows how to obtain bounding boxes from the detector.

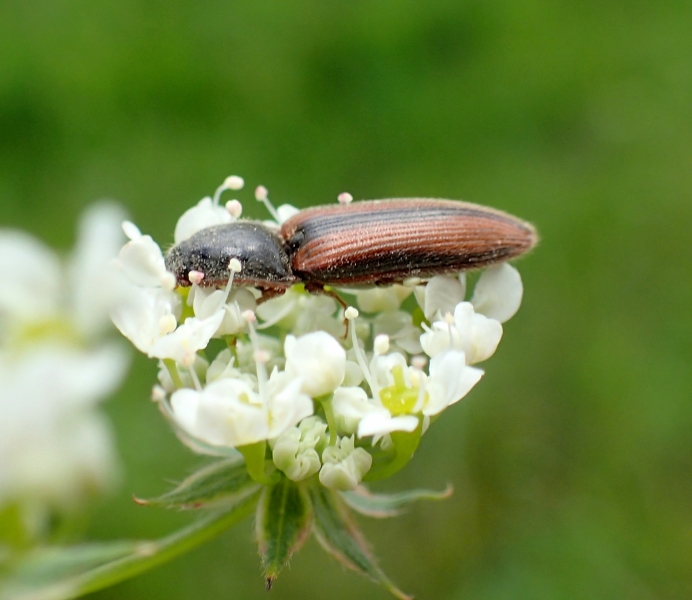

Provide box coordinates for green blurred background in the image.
[2,0,691,598]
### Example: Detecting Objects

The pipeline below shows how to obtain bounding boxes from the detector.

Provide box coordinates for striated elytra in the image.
[164,198,537,296]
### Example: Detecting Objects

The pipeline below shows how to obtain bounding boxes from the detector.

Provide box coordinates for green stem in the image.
[318,395,338,446]
[163,359,184,389]
[238,442,276,485]
[69,492,260,598]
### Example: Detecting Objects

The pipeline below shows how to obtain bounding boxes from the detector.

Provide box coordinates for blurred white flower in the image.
[0,203,130,518]
[0,202,128,342]
[0,344,128,510]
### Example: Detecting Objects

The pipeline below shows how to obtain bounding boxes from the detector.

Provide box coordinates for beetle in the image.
[164,198,536,299]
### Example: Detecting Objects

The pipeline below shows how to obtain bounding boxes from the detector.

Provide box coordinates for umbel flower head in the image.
[0,203,130,536]
[113,178,524,487]
[112,176,531,597]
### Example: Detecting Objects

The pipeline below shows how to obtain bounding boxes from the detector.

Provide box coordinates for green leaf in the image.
[341,484,453,518]
[0,503,33,551]
[0,491,261,600]
[309,484,411,600]
[134,457,260,509]
[1,541,139,593]
[256,476,312,589]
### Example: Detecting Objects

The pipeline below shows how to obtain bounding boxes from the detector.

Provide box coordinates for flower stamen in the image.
[216,258,242,312]
[254,185,281,223]
[345,307,378,398]
[212,175,244,206]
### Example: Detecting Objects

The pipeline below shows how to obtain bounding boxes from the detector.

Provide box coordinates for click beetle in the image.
[164,198,536,298]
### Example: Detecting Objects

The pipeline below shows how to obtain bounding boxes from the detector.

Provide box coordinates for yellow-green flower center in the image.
[378,365,423,415]
[14,318,82,349]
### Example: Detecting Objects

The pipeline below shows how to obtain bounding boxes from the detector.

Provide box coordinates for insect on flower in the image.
[164,198,537,300]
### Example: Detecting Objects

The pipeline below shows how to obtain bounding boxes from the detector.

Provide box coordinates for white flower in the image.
[111,222,181,354]
[355,285,411,314]
[470,263,523,323]
[424,350,484,415]
[261,204,301,228]
[372,311,423,355]
[0,230,62,320]
[170,369,313,449]
[420,302,502,364]
[149,312,225,367]
[272,416,328,481]
[158,355,209,393]
[0,342,127,511]
[357,407,419,438]
[284,331,346,398]
[332,386,372,434]
[275,204,301,223]
[256,288,341,337]
[415,265,523,324]
[0,203,129,514]
[111,176,530,490]
[415,274,466,321]
[174,197,236,244]
[110,285,180,354]
[0,202,128,340]
[234,333,283,375]
[189,285,256,336]
[319,436,372,491]
[116,222,176,290]
[68,203,133,338]
[350,348,483,439]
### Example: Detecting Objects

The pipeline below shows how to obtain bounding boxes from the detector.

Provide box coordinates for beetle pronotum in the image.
[164,198,536,299]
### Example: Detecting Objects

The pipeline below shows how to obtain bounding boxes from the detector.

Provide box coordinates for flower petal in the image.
[471,263,523,323]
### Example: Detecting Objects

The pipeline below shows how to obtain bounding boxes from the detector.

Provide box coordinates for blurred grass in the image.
[1,0,691,598]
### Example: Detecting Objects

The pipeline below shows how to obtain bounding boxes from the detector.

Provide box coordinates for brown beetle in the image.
[164,198,536,297]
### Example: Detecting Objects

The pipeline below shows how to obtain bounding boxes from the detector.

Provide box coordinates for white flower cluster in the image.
[0,204,129,523]
[113,177,524,492]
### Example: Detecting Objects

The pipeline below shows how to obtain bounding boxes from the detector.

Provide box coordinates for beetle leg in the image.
[303,283,347,310]
[304,283,350,338]
[256,286,290,304]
